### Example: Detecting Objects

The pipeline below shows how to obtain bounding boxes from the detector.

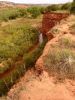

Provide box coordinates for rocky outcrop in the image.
[41,12,69,39]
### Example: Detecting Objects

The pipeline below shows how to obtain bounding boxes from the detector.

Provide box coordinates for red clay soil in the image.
[7,69,75,100]
[41,12,69,39]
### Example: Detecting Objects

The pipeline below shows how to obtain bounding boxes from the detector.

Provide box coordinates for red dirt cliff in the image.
[41,12,69,40]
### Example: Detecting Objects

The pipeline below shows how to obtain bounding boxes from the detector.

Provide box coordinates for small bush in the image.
[18,8,28,17]
[61,3,71,10]
[27,7,41,18]
[70,0,75,14]
[0,8,28,21]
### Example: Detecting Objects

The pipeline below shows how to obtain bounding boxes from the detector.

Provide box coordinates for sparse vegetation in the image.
[59,37,75,48]
[44,36,75,80]
[27,6,42,18]
[0,8,21,21]
[44,48,75,79]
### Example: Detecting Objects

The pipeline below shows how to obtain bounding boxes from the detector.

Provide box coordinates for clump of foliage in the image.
[0,8,19,21]
[0,7,44,21]
[61,3,71,10]
[18,8,28,17]
[0,8,28,21]
[70,0,75,14]
[27,6,42,18]
[70,24,75,33]
[46,4,61,12]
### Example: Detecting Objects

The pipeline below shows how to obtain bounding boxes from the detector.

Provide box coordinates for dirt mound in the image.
[7,70,75,100]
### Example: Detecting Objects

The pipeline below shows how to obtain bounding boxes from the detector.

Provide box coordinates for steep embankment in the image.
[41,12,69,40]
[5,15,75,100]
[35,15,75,72]
[7,69,75,100]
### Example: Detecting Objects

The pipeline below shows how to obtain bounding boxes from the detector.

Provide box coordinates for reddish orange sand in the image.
[7,70,75,100]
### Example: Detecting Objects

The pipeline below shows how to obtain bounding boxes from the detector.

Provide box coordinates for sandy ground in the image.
[6,69,75,100]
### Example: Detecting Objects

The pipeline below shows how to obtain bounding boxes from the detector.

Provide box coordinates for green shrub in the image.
[18,8,28,17]
[61,3,71,10]
[46,4,61,12]
[0,7,43,21]
[70,0,75,14]
[0,8,28,21]
[0,8,20,21]
[70,24,75,33]
[27,7,41,18]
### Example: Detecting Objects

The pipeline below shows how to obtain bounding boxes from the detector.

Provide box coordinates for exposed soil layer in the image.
[7,69,75,100]
[41,12,69,40]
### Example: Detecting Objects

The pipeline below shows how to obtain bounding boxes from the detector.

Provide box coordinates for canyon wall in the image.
[41,12,69,39]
